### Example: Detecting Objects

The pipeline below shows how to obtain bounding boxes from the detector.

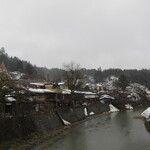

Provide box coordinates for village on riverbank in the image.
[1,50,150,149]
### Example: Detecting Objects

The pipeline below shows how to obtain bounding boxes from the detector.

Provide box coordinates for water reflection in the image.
[144,121,150,133]
[44,110,150,150]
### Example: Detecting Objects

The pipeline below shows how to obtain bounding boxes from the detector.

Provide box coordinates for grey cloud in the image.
[0,0,150,69]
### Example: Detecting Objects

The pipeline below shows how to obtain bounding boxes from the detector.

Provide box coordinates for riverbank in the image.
[41,109,150,150]
[1,104,148,150]
[27,108,146,150]
[10,112,110,150]
[0,103,110,150]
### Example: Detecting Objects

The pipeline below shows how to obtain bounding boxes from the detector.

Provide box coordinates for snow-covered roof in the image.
[84,95,97,99]
[62,89,71,94]
[146,90,150,94]
[85,83,91,86]
[9,71,23,80]
[96,83,102,87]
[100,94,115,100]
[30,83,45,86]
[126,86,132,90]
[62,90,97,95]
[7,97,16,102]
[28,88,54,93]
[74,91,96,95]
[58,82,65,85]
[5,95,16,102]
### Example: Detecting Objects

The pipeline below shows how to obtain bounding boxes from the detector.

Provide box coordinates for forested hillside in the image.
[1,47,150,89]
[0,47,63,81]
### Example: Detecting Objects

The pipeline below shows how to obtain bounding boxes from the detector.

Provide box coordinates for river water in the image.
[43,109,150,150]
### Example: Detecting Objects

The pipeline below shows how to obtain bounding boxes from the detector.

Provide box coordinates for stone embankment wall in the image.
[31,112,63,132]
[87,103,110,115]
[58,106,86,123]
[57,103,110,123]
[0,103,109,143]
[0,116,36,142]
[27,103,110,130]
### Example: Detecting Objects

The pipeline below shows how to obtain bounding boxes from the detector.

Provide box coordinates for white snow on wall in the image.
[141,107,150,119]
[84,108,88,116]
[89,112,95,115]
[109,104,119,112]
[62,119,71,125]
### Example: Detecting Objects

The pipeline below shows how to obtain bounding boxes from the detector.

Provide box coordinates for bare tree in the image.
[63,62,85,105]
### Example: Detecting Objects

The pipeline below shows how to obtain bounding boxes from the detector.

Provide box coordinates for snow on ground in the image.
[109,104,119,112]
[141,107,150,119]
[125,104,133,110]
[102,76,118,91]
[126,83,150,101]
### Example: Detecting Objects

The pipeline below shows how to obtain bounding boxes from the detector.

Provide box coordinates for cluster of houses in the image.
[2,61,150,115]
[27,82,100,111]
[0,62,113,115]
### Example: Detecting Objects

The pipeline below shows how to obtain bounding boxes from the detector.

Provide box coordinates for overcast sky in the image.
[0,0,150,69]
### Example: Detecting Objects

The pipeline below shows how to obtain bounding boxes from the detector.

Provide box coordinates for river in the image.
[43,109,150,150]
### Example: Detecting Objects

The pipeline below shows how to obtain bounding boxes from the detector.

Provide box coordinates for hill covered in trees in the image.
[1,47,150,89]
[94,68,150,89]
[0,47,63,81]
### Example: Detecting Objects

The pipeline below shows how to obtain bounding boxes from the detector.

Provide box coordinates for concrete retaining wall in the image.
[31,112,63,132]
[87,103,110,115]
[58,106,85,123]
[0,103,110,143]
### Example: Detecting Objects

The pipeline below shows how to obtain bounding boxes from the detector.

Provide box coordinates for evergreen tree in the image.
[117,74,129,91]
[0,72,15,116]
[25,63,34,75]
[16,60,24,72]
